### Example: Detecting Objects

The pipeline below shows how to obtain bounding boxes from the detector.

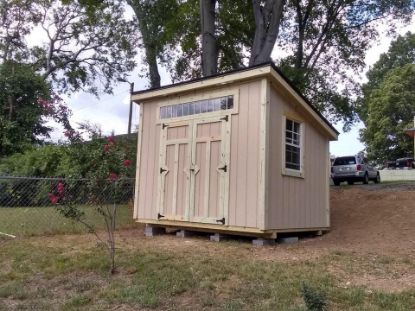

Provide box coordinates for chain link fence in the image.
[0,176,136,237]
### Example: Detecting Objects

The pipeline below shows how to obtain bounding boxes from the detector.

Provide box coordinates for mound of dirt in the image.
[322,185,415,255]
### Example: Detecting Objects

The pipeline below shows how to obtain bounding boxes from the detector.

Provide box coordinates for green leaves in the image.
[0,62,50,156]
[277,0,414,129]
[360,64,415,163]
[359,33,415,162]
[1,0,138,95]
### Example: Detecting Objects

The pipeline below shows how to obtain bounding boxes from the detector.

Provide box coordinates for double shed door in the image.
[158,116,230,225]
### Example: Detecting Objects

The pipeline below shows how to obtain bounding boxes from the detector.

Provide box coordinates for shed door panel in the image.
[158,116,230,225]
[190,118,230,224]
[158,122,192,221]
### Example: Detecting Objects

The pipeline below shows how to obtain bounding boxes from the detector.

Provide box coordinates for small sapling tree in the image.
[49,129,134,274]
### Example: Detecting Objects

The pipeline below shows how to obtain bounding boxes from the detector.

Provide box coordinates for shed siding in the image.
[266,85,329,230]
[137,102,160,220]
[136,80,262,229]
[228,81,261,228]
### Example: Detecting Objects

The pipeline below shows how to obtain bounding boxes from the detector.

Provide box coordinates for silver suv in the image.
[331,155,380,186]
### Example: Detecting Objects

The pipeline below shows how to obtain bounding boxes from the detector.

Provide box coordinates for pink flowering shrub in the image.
[50,128,135,274]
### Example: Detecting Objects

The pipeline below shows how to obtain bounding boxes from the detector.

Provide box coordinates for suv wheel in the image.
[374,173,380,184]
[363,173,369,184]
[333,179,340,186]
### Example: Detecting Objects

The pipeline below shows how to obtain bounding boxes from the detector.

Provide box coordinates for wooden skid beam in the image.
[137,220,328,239]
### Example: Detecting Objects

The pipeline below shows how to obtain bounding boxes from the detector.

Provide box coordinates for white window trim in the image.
[282,115,305,178]
[156,88,239,123]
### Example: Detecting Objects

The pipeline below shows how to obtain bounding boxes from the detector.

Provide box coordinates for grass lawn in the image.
[0,232,414,311]
[0,204,135,237]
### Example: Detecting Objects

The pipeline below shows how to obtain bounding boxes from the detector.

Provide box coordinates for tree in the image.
[0,0,138,155]
[194,0,285,76]
[359,32,415,162]
[153,0,414,126]
[48,128,135,274]
[359,32,415,120]
[125,0,283,84]
[200,0,218,76]
[0,0,39,63]
[0,61,71,156]
[277,0,415,128]
[1,0,138,95]
[126,0,179,88]
[360,64,415,163]
[250,0,285,66]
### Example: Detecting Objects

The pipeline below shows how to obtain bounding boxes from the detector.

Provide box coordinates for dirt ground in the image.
[318,183,415,255]
[113,183,415,292]
[118,183,415,254]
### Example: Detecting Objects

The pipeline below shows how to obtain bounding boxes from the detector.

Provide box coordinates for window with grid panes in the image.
[285,119,301,170]
[160,96,233,119]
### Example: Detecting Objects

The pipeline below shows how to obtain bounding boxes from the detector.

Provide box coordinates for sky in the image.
[38,11,414,156]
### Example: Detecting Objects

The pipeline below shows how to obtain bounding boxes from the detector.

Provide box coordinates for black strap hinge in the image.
[160,167,167,174]
[218,165,227,172]
[162,123,168,129]
[158,213,165,220]
[216,217,225,225]
[220,115,229,122]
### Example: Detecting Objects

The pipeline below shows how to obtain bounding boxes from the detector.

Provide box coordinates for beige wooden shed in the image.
[132,63,339,239]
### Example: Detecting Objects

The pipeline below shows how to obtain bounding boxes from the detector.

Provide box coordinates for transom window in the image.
[285,119,301,171]
[160,96,233,119]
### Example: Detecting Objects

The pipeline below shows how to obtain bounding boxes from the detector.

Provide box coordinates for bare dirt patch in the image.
[323,185,415,256]
[118,184,415,257]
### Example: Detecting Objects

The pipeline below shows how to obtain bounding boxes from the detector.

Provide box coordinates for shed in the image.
[132,63,339,238]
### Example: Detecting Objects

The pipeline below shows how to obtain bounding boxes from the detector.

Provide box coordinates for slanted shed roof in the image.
[132,63,339,140]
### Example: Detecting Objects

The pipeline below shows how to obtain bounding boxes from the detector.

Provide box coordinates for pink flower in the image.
[108,172,118,181]
[123,159,131,167]
[48,193,59,205]
[103,144,110,153]
[57,182,64,195]
[107,136,115,144]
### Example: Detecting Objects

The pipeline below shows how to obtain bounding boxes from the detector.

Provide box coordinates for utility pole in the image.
[127,82,134,135]
[118,78,134,135]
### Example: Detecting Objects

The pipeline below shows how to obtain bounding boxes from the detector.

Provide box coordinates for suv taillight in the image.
[356,164,362,171]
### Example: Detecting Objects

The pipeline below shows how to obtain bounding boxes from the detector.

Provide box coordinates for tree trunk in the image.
[128,0,161,88]
[145,46,161,89]
[293,0,314,69]
[250,0,285,66]
[7,63,15,121]
[200,0,218,76]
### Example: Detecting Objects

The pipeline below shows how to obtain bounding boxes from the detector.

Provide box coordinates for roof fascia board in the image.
[131,66,271,102]
[268,70,338,140]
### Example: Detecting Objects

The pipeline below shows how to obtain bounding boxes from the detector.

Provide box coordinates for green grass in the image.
[0,204,135,237]
[0,236,414,310]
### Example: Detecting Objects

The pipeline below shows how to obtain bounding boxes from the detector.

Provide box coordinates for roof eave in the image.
[131,64,339,140]
[131,65,272,102]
